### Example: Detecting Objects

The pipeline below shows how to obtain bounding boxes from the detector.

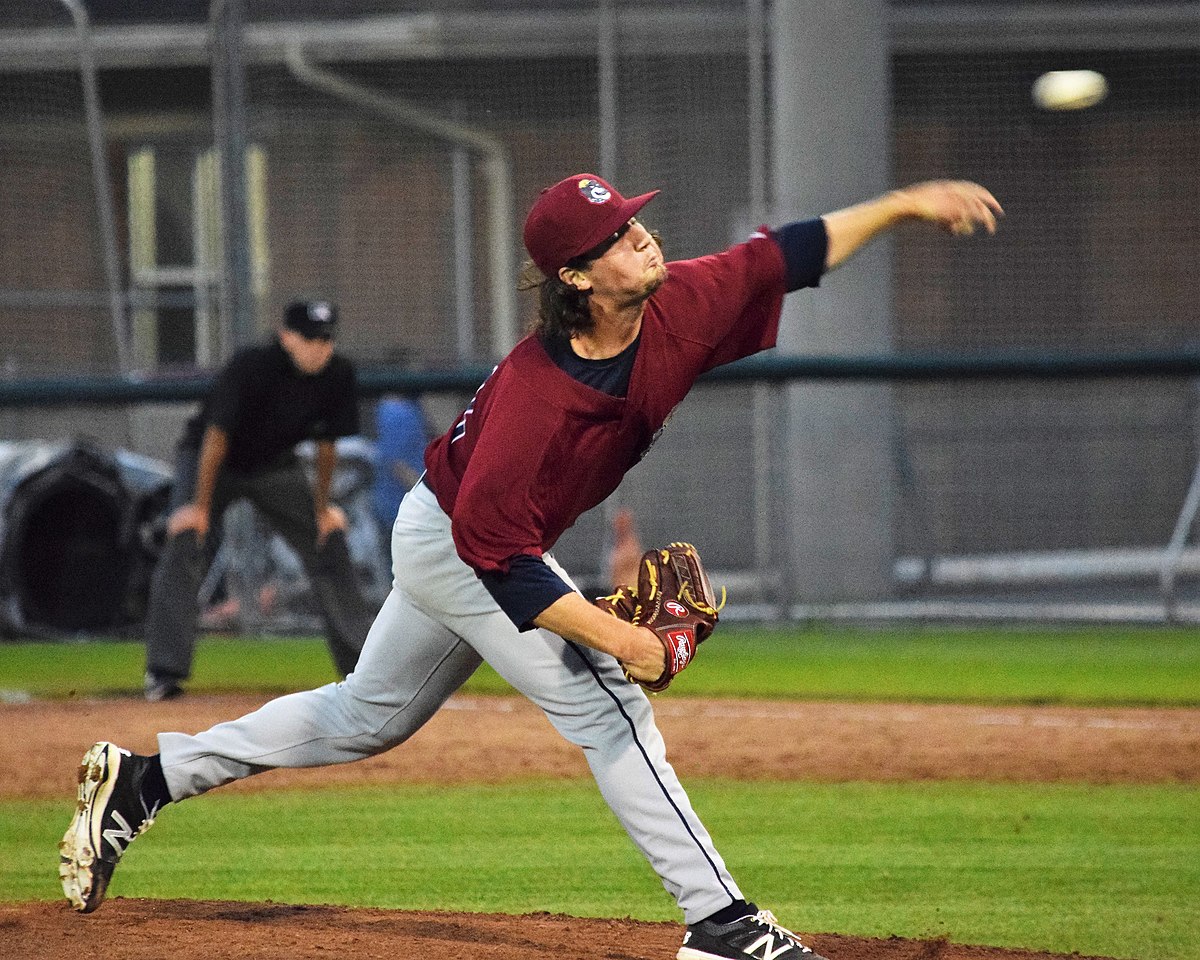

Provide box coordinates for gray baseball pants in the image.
[158,480,743,923]
[145,448,373,680]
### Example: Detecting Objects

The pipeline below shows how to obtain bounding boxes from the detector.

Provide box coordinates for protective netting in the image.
[879,49,1200,609]
[2,4,1200,613]
[0,47,116,375]
[237,1,763,594]
[893,50,1200,353]
[243,52,602,364]
[240,1,754,365]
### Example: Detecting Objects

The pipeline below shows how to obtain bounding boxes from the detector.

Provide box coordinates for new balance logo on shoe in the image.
[102,809,137,853]
[102,806,157,856]
[98,748,161,859]
[743,933,796,959]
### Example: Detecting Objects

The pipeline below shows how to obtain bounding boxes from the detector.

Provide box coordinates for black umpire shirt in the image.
[181,339,359,473]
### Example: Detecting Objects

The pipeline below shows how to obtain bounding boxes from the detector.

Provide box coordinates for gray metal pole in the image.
[598,0,617,182]
[747,0,766,224]
[58,0,129,372]
[285,46,518,357]
[1160,378,1200,619]
[746,0,775,608]
[452,146,475,362]
[211,0,254,354]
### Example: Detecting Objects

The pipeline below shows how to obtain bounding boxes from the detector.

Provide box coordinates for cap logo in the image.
[578,178,611,204]
[309,302,333,324]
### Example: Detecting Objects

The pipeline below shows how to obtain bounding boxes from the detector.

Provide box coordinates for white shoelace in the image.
[749,911,813,954]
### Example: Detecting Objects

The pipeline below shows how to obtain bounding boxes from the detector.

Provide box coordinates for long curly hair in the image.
[518,226,663,343]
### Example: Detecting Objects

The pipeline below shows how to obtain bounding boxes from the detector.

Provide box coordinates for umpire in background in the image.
[142,300,375,701]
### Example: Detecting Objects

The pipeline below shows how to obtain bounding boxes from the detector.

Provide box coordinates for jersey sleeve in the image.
[655,229,788,371]
[774,217,828,292]
[478,554,575,631]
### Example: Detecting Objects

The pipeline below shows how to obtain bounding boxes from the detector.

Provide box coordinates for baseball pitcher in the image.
[60,172,1000,960]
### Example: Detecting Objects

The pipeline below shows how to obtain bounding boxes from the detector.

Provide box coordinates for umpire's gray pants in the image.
[158,480,744,923]
[144,449,373,680]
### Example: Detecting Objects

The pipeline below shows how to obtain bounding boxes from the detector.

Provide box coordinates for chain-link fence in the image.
[1,2,1200,626]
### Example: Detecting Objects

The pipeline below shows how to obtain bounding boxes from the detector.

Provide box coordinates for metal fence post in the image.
[58,0,128,372]
[747,0,779,613]
[284,45,518,358]
[598,0,617,183]
[211,0,254,355]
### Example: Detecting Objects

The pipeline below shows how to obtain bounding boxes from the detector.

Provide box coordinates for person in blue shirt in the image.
[372,392,432,553]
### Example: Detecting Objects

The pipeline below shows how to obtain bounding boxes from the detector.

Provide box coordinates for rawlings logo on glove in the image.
[594,541,724,692]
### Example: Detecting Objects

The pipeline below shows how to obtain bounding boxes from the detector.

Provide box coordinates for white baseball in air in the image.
[1031,70,1108,111]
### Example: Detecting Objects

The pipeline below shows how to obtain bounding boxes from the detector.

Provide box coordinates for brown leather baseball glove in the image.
[594,541,724,692]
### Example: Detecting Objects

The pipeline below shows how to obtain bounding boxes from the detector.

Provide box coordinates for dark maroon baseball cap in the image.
[523,174,659,277]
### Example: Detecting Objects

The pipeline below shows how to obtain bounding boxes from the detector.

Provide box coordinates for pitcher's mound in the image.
[0,899,1114,960]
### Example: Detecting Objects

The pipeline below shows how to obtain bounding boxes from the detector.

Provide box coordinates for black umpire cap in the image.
[284,300,338,340]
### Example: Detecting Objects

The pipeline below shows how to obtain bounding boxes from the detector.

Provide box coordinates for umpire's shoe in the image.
[678,908,829,960]
[59,742,161,913]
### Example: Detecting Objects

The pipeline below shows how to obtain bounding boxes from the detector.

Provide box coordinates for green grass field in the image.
[4,782,1196,959]
[3,623,1199,704]
[2,624,1197,959]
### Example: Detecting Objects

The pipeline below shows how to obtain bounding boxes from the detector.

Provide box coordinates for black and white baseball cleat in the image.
[678,908,829,960]
[58,741,161,913]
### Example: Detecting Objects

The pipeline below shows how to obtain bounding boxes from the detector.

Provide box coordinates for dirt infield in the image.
[5,692,1197,960]
[5,693,1197,799]
[1,899,1115,960]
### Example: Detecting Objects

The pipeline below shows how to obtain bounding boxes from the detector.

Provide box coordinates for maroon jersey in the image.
[424,230,787,575]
